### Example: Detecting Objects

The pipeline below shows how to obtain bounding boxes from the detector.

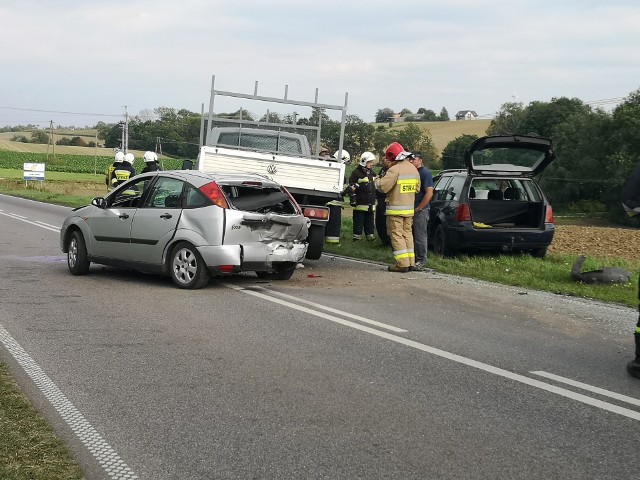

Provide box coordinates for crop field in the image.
[376,119,492,153]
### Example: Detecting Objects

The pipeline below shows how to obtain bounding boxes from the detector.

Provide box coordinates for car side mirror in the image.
[91,197,106,208]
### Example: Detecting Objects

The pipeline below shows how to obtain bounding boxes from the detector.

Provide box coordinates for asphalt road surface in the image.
[1,194,640,480]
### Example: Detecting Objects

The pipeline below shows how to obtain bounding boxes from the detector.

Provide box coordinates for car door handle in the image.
[160,213,173,219]
[119,213,129,219]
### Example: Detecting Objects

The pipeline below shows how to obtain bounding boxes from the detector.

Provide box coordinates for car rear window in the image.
[220,185,297,214]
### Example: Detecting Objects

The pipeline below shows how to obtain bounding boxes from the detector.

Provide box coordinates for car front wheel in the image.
[67,231,90,275]
[169,242,210,289]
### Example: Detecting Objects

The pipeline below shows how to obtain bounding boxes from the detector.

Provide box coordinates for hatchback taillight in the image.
[199,181,229,209]
[545,205,554,224]
[456,203,471,222]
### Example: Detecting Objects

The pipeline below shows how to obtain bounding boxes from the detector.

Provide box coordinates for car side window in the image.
[144,177,185,208]
[446,176,466,201]
[433,176,452,201]
[109,177,149,209]
[184,184,211,208]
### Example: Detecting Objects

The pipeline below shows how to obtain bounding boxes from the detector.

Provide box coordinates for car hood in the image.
[464,135,555,177]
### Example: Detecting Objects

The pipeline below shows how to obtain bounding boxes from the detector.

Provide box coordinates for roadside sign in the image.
[23,163,45,181]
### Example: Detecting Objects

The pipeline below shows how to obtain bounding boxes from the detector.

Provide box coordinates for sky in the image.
[1,0,639,128]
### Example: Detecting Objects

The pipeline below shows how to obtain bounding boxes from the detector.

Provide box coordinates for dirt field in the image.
[551,224,640,263]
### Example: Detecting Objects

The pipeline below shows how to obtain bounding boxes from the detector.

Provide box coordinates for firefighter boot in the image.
[627,332,640,379]
[388,265,409,273]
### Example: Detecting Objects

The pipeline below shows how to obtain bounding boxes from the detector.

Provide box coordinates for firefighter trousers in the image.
[387,215,415,268]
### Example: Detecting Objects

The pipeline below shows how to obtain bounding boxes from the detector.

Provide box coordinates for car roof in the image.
[138,170,281,188]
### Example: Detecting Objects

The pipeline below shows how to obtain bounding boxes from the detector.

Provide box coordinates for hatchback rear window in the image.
[220,185,297,214]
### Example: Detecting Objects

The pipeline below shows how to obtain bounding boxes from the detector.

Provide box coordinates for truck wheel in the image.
[433,224,454,257]
[305,224,325,260]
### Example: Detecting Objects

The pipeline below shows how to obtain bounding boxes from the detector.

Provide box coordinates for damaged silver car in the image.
[60,170,309,289]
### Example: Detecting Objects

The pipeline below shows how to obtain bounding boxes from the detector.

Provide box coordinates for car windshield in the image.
[217,132,303,155]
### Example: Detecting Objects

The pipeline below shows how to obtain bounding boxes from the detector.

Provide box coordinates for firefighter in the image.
[325,150,350,245]
[623,161,640,378]
[105,151,125,189]
[141,151,161,173]
[347,152,377,241]
[375,142,420,272]
[111,152,136,188]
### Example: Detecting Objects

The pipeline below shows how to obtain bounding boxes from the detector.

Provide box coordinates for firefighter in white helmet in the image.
[112,152,136,188]
[345,152,377,241]
[105,151,125,189]
[141,151,160,174]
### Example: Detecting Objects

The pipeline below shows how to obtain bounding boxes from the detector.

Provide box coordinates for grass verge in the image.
[326,218,640,309]
[0,363,83,479]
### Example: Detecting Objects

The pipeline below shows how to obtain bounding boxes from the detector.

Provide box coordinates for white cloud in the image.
[1,0,639,126]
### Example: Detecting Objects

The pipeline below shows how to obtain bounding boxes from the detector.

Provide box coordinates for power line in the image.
[0,106,121,117]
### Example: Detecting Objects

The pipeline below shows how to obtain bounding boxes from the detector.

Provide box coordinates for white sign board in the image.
[23,163,45,181]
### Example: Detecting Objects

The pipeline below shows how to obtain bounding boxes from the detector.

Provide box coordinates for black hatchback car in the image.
[428,135,555,258]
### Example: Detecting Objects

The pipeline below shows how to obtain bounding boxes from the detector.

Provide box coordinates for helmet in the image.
[359,151,376,167]
[114,151,125,163]
[334,150,351,164]
[124,153,135,164]
[143,151,157,163]
[384,142,404,161]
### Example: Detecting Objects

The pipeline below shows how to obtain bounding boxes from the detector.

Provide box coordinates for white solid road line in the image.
[227,283,640,422]
[0,211,60,233]
[253,286,407,333]
[0,324,138,480]
[531,370,640,407]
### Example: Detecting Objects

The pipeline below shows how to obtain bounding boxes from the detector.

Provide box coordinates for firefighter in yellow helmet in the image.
[375,142,420,272]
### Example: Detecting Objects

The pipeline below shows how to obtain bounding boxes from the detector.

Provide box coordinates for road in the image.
[1,194,639,480]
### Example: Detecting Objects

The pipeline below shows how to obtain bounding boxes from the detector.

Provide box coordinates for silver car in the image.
[60,170,309,289]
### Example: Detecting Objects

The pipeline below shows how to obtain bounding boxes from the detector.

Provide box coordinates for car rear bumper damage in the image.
[197,242,307,271]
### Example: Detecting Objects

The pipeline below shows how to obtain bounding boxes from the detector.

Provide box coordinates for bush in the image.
[30,131,50,144]
[56,137,71,146]
[69,136,88,147]
[11,135,29,143]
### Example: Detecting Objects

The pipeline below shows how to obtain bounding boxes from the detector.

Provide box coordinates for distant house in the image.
[455,110,478,121]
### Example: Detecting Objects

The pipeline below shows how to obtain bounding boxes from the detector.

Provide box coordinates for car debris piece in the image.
[570,256,631,284]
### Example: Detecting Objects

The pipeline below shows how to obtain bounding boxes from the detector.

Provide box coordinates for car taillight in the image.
[281,186,303,214]
[303,207,330,220]
[456,203,471,221]
[545,205,554,224]
[199,181,229,209]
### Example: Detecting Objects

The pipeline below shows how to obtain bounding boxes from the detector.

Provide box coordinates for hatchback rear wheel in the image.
[169,242,210,289]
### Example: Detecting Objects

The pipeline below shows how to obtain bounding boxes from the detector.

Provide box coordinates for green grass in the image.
[326,218,640,308]
[0,363,83,479]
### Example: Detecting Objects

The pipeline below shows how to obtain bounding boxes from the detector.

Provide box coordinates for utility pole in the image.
[123,105,129,153]
[46,120,52,161]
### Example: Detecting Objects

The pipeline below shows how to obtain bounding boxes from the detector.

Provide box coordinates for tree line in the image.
[439,88,640,223]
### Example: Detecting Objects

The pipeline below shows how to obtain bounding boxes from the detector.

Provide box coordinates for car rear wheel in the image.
[530,246,548,258]
[67,231,90,275]
[433,224,454,258]
[255,262,297,281]
[169,242,210,289]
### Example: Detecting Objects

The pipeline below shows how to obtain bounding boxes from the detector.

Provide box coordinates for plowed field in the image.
[550,224,640,263]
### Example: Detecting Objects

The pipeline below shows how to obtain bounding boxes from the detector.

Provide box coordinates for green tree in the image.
[519,97,591,138]
[30,131,50,144]
[399,108,413,116]
[438,107,450,122]
[395,123,439,169]
[375,108,395,123]
[421,109,438,121]
[441,134,479,169]
[486,102,526,135]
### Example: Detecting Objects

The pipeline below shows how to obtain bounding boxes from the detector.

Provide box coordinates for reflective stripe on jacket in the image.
[375,160,420,217]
